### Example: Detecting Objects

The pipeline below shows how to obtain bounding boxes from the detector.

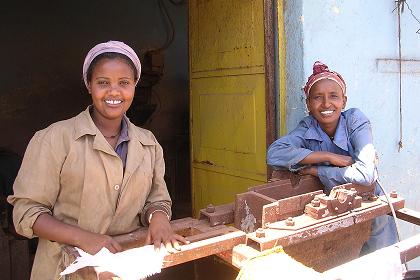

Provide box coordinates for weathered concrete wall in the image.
[284,0,420,267]
[283,0,305,131]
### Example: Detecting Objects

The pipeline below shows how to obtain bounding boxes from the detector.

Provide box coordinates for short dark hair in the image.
[86,52,138,84]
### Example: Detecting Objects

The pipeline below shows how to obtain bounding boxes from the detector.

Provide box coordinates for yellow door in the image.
[189,0,278,215]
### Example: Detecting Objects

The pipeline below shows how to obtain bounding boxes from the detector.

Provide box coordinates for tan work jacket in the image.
[8,107,171,280]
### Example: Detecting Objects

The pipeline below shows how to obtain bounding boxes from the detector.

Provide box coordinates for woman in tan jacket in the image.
[8,41,186,279]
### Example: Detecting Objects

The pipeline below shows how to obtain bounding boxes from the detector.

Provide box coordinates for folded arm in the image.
[316,112,378,191]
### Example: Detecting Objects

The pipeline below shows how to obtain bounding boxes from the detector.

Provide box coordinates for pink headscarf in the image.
[303,61,346,97]
[82,40,141,88]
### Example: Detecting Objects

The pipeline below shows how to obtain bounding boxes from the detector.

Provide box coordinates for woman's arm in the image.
[267,121,314,170]
[297,152,353,179]
[267,119,353,170]
[145,211,188,253]
[316,109,378,191]
[299,151,353,167]
[33,213,122,254]
[8,129,120,255]
[141,140,187,252]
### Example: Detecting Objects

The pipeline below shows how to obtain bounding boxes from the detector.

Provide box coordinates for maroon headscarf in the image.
[303,61,346,97]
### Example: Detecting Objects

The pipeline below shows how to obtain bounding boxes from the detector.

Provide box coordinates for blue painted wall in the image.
[284,0,420,267]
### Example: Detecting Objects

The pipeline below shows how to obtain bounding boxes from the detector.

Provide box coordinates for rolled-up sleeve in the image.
[267,122,313,171]
[7,131,63,238]
[317,109,377,191]
[140,141,172,226]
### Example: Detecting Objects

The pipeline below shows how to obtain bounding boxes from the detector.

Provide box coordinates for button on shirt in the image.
[267,108,378,192]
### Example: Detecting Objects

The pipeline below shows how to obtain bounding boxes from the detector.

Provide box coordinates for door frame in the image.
[264,0,285,180]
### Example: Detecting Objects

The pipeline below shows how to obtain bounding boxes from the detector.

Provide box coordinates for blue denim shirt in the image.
[267,108,378,193]
[267,108,397,253]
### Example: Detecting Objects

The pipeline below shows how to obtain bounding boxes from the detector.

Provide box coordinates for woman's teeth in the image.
[321,110,334,115]
[105,100,122,105]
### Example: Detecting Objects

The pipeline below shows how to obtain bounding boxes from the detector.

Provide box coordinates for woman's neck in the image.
[319,123,337,138]
[90,109,122,138]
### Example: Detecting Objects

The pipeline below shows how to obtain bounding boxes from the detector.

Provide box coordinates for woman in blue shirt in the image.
[267,61,397,254]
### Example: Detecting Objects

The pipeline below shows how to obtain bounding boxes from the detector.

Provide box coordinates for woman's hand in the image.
[300,151,353,167]
[97,271,117,280]
[145,211,189,253]
[76,231,122,255]
[32,213,122,255]
[327,154,353,167]
[298,166,318,177]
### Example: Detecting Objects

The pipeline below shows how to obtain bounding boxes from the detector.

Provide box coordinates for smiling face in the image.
[306,79,347,136]
[87,57,136,123]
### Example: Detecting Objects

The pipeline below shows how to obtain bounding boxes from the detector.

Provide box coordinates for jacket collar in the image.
[73,106,98,140]
[332,115,349,152]
[303,117,323,141]
[73,106,156,146]
[303,114,349,152]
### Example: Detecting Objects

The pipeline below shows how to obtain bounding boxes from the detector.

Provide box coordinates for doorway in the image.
[0,0,191,218]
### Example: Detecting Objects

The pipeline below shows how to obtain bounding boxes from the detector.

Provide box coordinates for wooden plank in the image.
[234,191,275,232]
[396,208,420,226]
[163,231,246,268]
[397,232,420,263]
[283,221,370,272]
[185,227,238,243]
[262,190,323,226]
[199,203,234,227]
[63,218,246,269]
[232,222,370,272]
[247,196,405,251]
[114,218,202,250]
[249,175,323,200]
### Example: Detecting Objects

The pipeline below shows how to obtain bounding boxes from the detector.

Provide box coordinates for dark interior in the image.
[0,0,191,214]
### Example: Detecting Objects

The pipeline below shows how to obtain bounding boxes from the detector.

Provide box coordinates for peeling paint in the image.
[283,218,354,244]
[315,219,354,235]
[240,200,256,233]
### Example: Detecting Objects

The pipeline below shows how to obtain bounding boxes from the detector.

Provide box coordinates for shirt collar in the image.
[74,106,155,146]
[303,117,323,141]
[73,106,97,139]
[120,117,129,140]
[115,117,130,147]
[302,114,349,152]
[331,114,349,151]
